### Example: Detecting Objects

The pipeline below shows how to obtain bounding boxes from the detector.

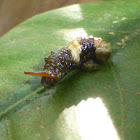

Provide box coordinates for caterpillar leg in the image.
[81,59,101,72]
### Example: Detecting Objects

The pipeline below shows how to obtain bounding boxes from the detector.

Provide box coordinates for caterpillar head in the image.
[94,37,112,64]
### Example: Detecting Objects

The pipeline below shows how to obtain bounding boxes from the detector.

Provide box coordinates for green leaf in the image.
[0,1,140,140]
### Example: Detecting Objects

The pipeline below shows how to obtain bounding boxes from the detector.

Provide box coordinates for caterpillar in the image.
[24,36,112,88]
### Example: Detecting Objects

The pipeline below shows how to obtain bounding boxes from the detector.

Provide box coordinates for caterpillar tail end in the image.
[24,71,47,77]
[24,71,59,81]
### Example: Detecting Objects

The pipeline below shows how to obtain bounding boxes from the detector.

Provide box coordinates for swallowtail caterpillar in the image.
[24,36,112,88]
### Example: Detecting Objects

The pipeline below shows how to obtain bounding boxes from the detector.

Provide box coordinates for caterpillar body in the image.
[24,36,112,88]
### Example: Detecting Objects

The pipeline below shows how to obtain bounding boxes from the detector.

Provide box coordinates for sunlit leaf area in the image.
[0,0,140,140]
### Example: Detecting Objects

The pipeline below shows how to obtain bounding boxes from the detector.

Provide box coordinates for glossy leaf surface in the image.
[0,1,140,140]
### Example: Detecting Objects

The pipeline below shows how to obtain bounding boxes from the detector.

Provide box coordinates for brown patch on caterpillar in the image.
[41,77,57,88]
[24,36,112,88]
